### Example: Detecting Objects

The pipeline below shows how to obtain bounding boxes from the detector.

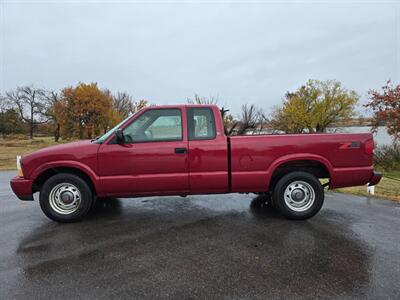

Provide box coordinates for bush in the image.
[0,109,27,137]
[374,143,400,171]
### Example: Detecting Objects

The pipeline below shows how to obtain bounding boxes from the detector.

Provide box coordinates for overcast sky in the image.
[1,0,399,115]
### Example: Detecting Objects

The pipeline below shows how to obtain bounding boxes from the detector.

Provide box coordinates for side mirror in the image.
[115,129,125,144]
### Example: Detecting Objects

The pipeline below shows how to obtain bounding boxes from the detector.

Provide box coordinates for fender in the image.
[30,160,101,193]
[265,153,333,188]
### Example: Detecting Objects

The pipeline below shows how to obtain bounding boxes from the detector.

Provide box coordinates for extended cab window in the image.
[188,108,216,140]
[123,109,182,143]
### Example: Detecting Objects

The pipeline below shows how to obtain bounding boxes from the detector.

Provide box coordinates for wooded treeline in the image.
[0,79,399,142]
[0,82,147,140]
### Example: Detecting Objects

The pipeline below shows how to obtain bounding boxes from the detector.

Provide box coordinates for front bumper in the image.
[10,176,34,201]
[368,171,382,186]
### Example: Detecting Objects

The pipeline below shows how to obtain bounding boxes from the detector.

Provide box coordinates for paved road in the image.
[0,171,399,299]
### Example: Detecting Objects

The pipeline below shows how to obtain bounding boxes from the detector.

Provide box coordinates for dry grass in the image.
[0,136,66,170]
[335,175,400,201]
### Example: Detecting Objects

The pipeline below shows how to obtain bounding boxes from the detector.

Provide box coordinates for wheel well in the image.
[269,160,330,192]
[33,167,96,195]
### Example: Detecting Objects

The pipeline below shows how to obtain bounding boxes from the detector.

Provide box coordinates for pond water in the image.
[251,126,394,146]
[327,126,393,146]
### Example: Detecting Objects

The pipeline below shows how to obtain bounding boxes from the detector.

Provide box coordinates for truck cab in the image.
[96,105,229,197]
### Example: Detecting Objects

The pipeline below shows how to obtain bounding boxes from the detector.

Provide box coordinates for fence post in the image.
[367,185,375,195]
[16,155,21,170]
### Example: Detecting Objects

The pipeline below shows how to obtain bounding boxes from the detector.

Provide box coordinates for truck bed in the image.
[229,133,374,192]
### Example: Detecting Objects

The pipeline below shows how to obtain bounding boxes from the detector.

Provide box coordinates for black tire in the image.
[250,193,275,209]
[272,171,324,220]
[263,192,275,208]
[39,173,94,223]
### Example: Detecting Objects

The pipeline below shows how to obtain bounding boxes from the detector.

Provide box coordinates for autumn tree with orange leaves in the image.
[52,83,148,140]
[366,80,400,141]
[57,83,115,139]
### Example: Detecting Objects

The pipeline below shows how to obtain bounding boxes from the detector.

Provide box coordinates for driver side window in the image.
[123,109,182,143]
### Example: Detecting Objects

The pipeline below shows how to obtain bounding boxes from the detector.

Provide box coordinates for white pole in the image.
[16,155,21,170]
[367,185,375,195]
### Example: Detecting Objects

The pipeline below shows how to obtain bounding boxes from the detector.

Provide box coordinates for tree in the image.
[60,82,114,139]
[44,90,62,141]
[270,80,359,133]
[132,99,148,114]
[113,91,148,118]
[5,86,48,139]
[0,92,5,111]
[230,104,267,135]
[187,94,219,105]
[220,107,235,135]
[113,91,134,118]
[366,80,400,141]
[0,108,26,137]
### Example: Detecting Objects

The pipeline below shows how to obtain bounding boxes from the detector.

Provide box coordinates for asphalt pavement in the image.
[0,170,399,299]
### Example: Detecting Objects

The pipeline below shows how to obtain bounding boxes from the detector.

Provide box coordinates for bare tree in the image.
[0,92,6,112]
[220,106,233,135]
[5,86,48,139]
[132,99,148,114]
[113,92,148,118]
[44,90,62,141]
[187,94,219,105]
[256,111,269,134]
[113,92,134,118]
[231,104,267,135]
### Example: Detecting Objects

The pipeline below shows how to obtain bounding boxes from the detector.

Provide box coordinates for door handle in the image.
[174,148,187,154]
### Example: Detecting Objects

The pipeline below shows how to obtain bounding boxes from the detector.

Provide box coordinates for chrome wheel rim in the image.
[49,183,81,215]
[284,181,315,212]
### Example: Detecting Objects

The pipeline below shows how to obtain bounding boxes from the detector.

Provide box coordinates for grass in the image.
[334,173,400,201]
[1,136,399,201]
[0,136,65,170]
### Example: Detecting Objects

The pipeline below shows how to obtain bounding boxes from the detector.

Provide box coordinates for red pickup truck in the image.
[10,104,381,222]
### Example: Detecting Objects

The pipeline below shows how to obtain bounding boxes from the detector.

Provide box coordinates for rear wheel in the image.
[39,173,94,223]
[273,171,324,220]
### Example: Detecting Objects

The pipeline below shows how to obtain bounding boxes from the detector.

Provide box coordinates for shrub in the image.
[374,143,400,171]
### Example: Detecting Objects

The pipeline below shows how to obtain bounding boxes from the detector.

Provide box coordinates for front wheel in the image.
[39,173,94,223]
[273,171,324,220]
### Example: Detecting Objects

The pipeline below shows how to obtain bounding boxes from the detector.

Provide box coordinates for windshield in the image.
[94,114,134,144]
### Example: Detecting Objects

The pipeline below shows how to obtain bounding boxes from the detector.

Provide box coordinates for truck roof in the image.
[146,104,220,109]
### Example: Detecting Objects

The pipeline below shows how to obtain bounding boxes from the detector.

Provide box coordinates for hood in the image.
[24,140,94,157]
[21,140,100,179]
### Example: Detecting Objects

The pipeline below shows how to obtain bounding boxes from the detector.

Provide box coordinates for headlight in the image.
[17,155,24,177]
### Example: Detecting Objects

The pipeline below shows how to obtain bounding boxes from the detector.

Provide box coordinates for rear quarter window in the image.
[187,108,216,140]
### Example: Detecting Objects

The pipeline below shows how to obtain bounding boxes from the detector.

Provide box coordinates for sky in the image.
[1,0,399,115]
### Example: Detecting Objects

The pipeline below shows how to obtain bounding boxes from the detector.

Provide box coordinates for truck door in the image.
[98,107,189,196]
[187,107,229,193]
